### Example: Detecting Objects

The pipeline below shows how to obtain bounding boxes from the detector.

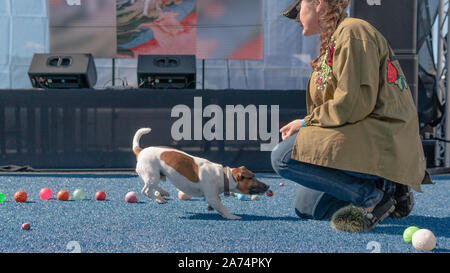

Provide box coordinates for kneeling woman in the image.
[271,0,432,232]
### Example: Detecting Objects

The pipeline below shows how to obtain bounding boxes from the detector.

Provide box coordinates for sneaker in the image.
[330,192,396,232]
[389,184,414,218]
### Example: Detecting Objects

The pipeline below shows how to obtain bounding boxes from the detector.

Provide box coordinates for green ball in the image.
[0,192,5,203]
[403,226,420,244]
[73,189,85,201]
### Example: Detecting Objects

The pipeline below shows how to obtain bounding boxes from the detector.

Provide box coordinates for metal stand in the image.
[112,58,116,86]
[435,0,450,167]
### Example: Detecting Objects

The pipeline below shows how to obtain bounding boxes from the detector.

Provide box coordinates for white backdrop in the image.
[0,0,319,90]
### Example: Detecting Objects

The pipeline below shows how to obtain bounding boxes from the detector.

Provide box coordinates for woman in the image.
[271,0,433,232]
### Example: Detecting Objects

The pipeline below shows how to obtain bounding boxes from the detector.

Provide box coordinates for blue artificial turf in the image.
[0,173,448,253]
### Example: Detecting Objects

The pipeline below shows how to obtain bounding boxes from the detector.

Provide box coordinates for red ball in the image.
[95,190,106,201]
[14,190,27,203]
[266,190,273,197]
[22,223,30,230]
[57,190,69,201]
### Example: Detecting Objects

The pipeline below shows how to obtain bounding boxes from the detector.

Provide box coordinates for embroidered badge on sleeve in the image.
[387,60,408,91]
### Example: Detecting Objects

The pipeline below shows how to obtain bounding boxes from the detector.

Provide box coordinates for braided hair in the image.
[303,0,349,71]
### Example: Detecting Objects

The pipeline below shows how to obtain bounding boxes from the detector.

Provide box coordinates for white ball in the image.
[412,229,436,251]
[250,195,259,201]
[125,191,138,203]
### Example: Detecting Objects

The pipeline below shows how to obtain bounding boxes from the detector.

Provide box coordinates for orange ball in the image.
[14,190,27,203]
[57,190,69,201]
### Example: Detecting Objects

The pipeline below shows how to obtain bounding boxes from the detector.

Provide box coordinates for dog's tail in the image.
[132,128,152,158]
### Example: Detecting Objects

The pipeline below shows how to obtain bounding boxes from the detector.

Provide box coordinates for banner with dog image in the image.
[117,0,197,58]
[49,0,263,59]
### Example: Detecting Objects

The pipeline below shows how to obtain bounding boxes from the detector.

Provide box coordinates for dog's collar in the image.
[223,166,230,196]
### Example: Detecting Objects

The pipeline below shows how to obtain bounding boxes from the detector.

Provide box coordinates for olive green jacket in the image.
[291,13,432,192]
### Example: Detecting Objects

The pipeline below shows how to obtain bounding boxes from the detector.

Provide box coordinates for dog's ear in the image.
[232,166,254,181]
[239,166,254,178]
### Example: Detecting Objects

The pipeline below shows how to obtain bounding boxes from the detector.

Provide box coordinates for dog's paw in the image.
[156,198,167,204]
[159,191,170,197]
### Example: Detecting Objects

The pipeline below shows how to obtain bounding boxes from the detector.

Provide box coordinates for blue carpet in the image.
[0,173,448,253]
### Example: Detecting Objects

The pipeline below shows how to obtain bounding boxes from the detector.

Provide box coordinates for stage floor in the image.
[0,173,448,253]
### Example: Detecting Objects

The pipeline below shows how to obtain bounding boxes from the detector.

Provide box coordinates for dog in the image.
[132,128,269,220]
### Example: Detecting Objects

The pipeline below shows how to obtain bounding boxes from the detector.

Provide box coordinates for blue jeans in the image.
[271,133,396,220]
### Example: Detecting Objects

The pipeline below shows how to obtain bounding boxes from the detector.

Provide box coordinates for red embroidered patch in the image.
[387,61,398,84]
[326,45,335,66]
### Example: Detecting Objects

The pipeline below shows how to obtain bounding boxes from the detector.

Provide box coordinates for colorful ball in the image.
[125,191,138,203]
[177,191,191,200]
[95,190,106,201]
[403,226,420,244]
[14,190,27,203]
[236,193,246,200]
[266,189,273,197]
[412,229,436,251]
[21,223,30,230]
[0,192,5,203]
[39,188,52,200]
[57,190,69,201]
[73,189,85,201]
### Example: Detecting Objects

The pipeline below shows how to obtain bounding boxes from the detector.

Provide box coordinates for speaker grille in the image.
[351,0,417,54]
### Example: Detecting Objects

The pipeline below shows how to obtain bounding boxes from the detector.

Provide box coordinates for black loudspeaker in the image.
[137,55,196,89]
[28,53,97,89]
[396,54,418,106]
[351,0,417,54]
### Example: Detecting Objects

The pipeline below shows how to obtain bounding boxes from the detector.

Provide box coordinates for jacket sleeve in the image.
[303,38,380,127]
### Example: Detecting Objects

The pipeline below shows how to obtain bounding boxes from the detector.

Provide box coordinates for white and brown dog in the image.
[132,128,269,220]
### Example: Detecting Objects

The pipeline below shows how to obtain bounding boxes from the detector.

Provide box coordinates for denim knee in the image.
[270,134,296,174]
[293,185,350,220]
[270,143,284,174]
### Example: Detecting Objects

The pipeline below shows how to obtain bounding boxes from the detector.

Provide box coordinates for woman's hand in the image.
[280,119,303,140]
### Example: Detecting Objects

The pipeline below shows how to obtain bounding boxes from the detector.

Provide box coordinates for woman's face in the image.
[296,0,323,36]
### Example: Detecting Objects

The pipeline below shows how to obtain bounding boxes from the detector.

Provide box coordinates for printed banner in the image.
[49,0,263,59]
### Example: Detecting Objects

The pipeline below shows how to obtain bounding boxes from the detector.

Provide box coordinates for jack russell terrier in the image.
[132,128,269,220]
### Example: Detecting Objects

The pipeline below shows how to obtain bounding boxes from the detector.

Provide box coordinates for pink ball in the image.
[125,192,138,203]
[39,188,52,200]
[95,190,106,201]
[22,223,30,230]
[178,191,191,200]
